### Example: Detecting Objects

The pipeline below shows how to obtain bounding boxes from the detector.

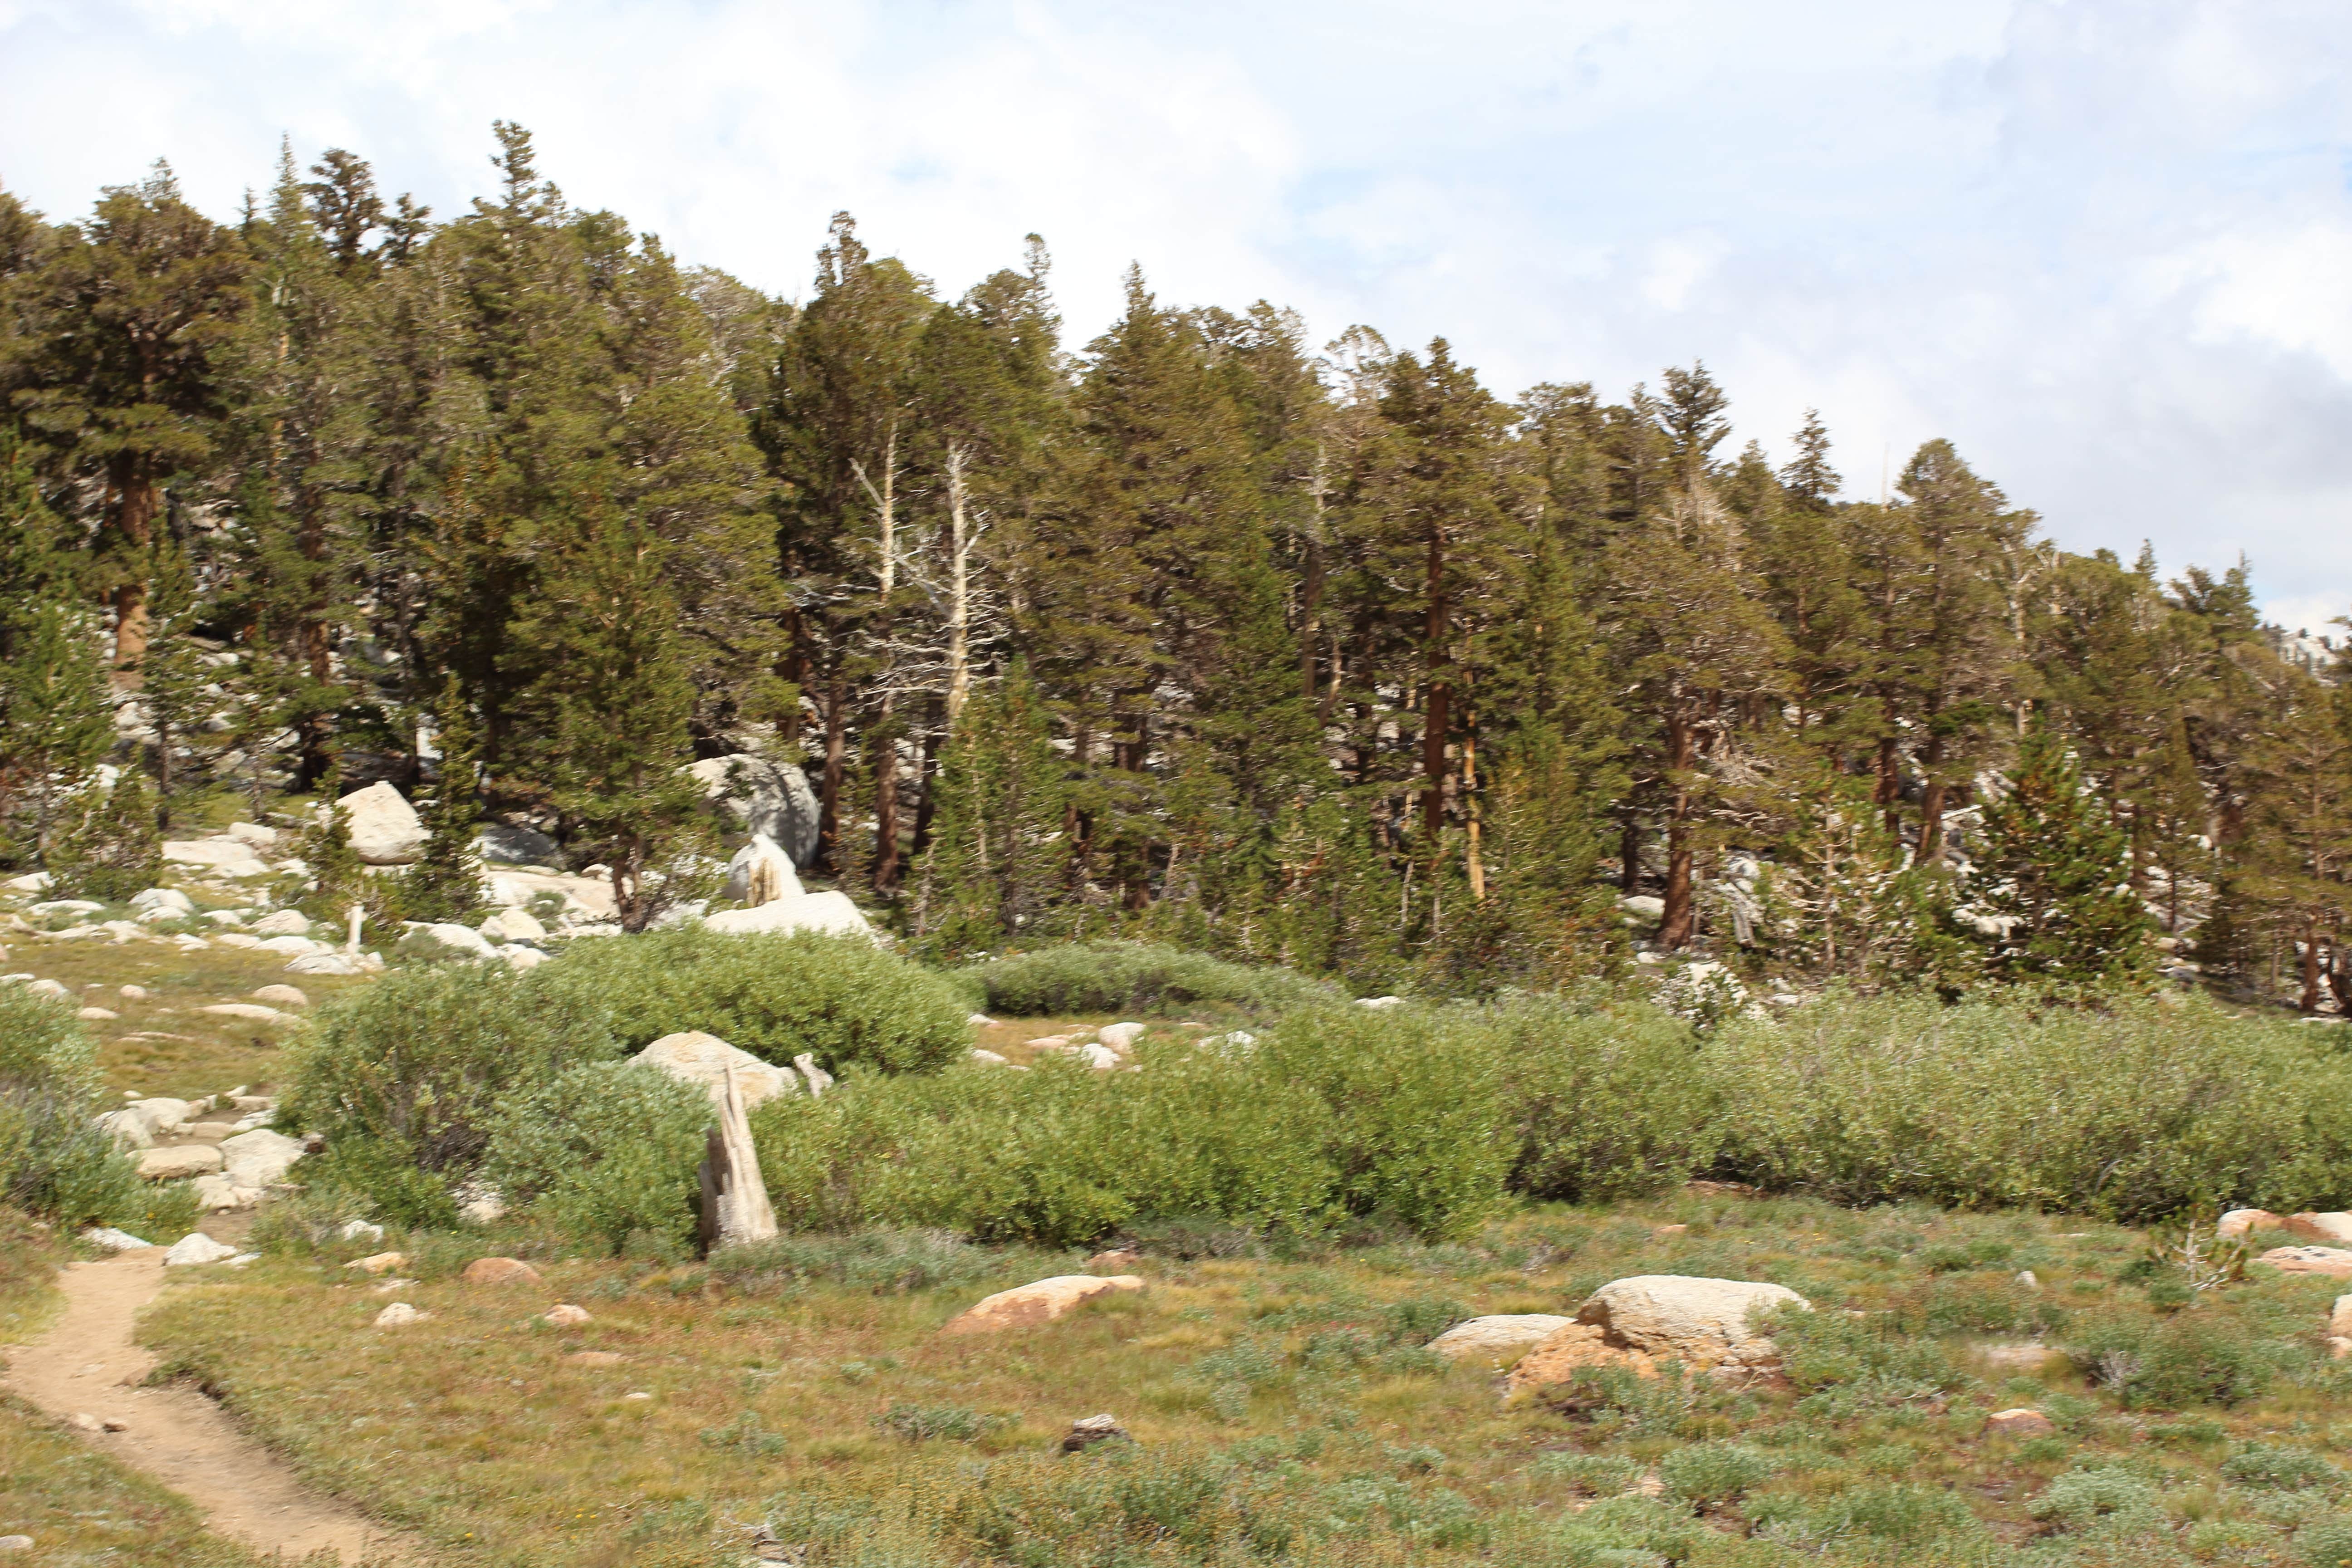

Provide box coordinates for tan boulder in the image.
[544,1304,591,1327]
[1986,1408,2056,1436]
[2218,1208,2283,1239]
[137,1145,223,1180]
[631,1031,796,1110]
[2287,1213,2352,1245]
[2332,1294,2352,1340]
[346,1252,408,1275]
[1085,1249,1143,1273]
[1574,1275,1810,1372]
[2256,1246,2352,1278]
[373,1302,428,1328]
[251,985,309,1008]
[1428,1314,1576,1362]
[1503,1323,1660,1398]
[941,1274,1143,1334]
[462,1256,544,1286]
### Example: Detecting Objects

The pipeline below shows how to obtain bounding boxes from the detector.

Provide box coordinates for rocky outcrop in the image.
[1504,1323,1661,1397]
[724,834,802,906]
[2256,1245,2352,1278]
[686,755,821,867]
[701,890,873,939]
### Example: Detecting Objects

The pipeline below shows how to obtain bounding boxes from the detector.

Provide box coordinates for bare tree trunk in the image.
[108,457,157,686]
[820,672,847,875]
[1419,521,1449,843]
[1462,705,1485,902]
[698,1062,778,1253]
[1658,713,1697,949]
[944,442,975,731]
[857,427,902,891]
[1916,732,1947,864]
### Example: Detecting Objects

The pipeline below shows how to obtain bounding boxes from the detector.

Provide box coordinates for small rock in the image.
[633,1031,797,1110]
[1355,995,1406,1009]
[2331,1294,2352,1340]
[1429,1314,1578,1362]
[2331,1336,2352,1361]
[80,1227,152,1251]
[1086,1249,1143,1273]
[2218,1208,2284,1240]
[118,984,149,1000]
[566,1351,627,1366]
[967,1013,997,1027]
[624,1390,652,1401]
[191,1175,263,1212]
[338,781,425,865]
[251,985,309,1007]
[162,1232,240,1267]
[69,1411,102,1431]
[1061,1413,1129,1452]
[0,1533,31,1550]
[24,978,69,1000]
[793,1051,835,1096]
[1098,1022,1146,1052]
[970,1049,1009,1065]
[77,1006,118,1021]
[372,1279,417,1293]
[374,1303,428,1328]
[544,1303,591,1326]
[250,909,312,937]
[941,1275,1145,1334]
[220,1128,305,1188]
[1573,1275,1810,1373]
[1986,1408,2056,1436]
[1653,1224,1689,1238]
[198,1002,293,1024]
[183,1121,236,1142]
[462,1256,544,1286]
[226,820,280,848]
[1977,1343,2060,1373]
[339,1220,385,1243]
[139,1146,225,1181]
[2014,1270,2039,1289]
[1026,1035,1069,1050]
[347,1252,408,1275]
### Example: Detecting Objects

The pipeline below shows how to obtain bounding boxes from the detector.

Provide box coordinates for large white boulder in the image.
[163,1232,240,1267]
[337,781,425,865]
[122,1098,193,1138]
[686,755,820,867]
[250,909,311,936]
[701,890,872,939]
[220,1128,305,1189]
[1574,1275,1811,1372]
[139,1145,224,1180]
[633,1030,799,1111]
[724,833,803,906]
[480,869,615,920]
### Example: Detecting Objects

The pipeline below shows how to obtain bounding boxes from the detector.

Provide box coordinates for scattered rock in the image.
[793,1052,835,1097]
[2287,1213,2352,1245]
[2332,1336,2352,1361]
[941,1274,1146,1334]
[1652,1224,1689,1238]
[1429,1314,1578,1362]
[162,838,272,877]
[339,1220,385,1244]
[250,909,312,937]
[2014,1270,2039,1289]
[338,781,426,864]
[121,1097,192,1137]
[139,1146,224,1181]
[1086,1249,1144,1273]
[634,1030,798,1109]
[347,1253,409,1275]
[129,887,194,920]
[1027,1036,1070,1051]
[1977,1342,2061,1373]
[2331,1294,2352,1341]
[462,1256,544,1286]
[2256,1246,2352,1278]
[1356,995,1406,1009]
[225,820,279,848]
[701,889,874,939]
[32,899,106,917]
[1573,1275,1811,1375]
[544,1304,592,1326]
[1986,1408,2056,1436]
[1097,1022,1146,1052]
[0,1533,30,1550]
[1077,1044,1121,1070]
[398,922,498,961]
[80,1227,153,1251]
[251,984,309,1007]
[184,1121,236,1142]
[220,1128,305,1188]
[2218,1208,2284,1240]
[118,984,148,1000]
[25,978,68,1000]
[686,754,820,865]
[162,1232,240,1267]
[967,1013,997,1027]
[191,1175,263,1212]
[77,1006,118,1020]
[1504,1323,1661,1398]
[498,943,546,970]
[198,1003,294,1024]
[478,906,546,945]
[69,1411,102,1431]
[374,1303,428,1328]
[93,1109,151,1150]
[565,1351,627,1366]
[725,833,804,906]
[970,1048,1009,1065]
[1061,1413,1129,1452]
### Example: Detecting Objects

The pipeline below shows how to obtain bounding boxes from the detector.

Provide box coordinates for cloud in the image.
[1,0,2347,626]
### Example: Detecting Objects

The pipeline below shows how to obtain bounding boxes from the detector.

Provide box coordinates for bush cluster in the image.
[0,985,143,1227]
[952,941,1342,1021]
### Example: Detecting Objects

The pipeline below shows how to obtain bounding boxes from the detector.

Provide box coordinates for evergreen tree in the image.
[1972,722,2154,991]
[47,764,160,900]
[916,661,1066,952]
[403,677,485,922]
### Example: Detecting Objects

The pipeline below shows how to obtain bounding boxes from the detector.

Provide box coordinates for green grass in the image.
[133,1194,2352,1567]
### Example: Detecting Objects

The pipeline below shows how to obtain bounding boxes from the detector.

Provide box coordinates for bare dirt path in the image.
[5,1248,415,1564]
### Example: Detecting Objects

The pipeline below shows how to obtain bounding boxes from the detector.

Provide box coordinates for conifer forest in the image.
[2,127,2347,1009]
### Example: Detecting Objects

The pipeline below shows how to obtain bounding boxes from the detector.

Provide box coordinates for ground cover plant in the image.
[140,1193,2352,1567]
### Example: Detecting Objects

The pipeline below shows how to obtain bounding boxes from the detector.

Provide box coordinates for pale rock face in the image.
[940,1274,1146,1334]
[191,1174,263,1212]
[499,944,547,970]
[220,1128,305,1188]
[95,1109,153,1150]
[201,909,247,927]
[337,781,426,865]
[255,936,331,956]
[400,922,497,961]
[970,1048,1009,1065]
[226,821,280,848]
[1428,1314,1578,1362]
[374,1303,428,1327]
[793,1052,835,1096]
[129,887,195,919]
[163,1232,241,1266]
[634,1031,797,1110]
[1097,1022,1146,1052]
[2258,1245,2352,1278]
[1504,1323,1661,1396]
[1573,1275,1812,1372]
[2219,1208,2283,1239]
[701,890,873,939]
[251,985,309,1007]
[32,900,104,916]
[480,906,547,944]
[724,834,804,906]
[162,838,272,877]
[286,951,372,975]
[461,1256,543,1285]
[686,754,821,866]
[80,1226,153,1251]
[124,1098,193,1137]
[250,910,311,936]
[2287,1213,2352,1245]
[24,978,69,1000]
[1077,1044,1121,1070]
[1985,1408,2056,1436]
[119,984,148,1000]
[347,1252,408,1275]
[78,1006,118,1020]
[544,1304,592,1326]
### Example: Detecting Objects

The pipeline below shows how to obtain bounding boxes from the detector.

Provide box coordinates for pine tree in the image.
[403,677,485,922]
[47,764,160,900]
[916,661,1066,954]
[1972,722,2154,991]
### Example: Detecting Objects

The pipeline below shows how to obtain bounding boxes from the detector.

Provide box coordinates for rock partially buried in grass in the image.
[139,1146,223,1181]
[1573,1275,1810,1376]
[1429,1314,1577,1362]
[2255,1246,2352,1278]
[1085,1249,1143,1273]
[250,984,309,1007]
[2218,1208,2283,1240]
[374,1303,428,1327]
[1060,1414,1129,1452]
[346,1252,408,1275]
[1986,1408,2056,1436]
[566,1351,627,1366]
[941,1275,1144,1334]
[162,1233,240,1267]
[544,1303,591,1326]
[2331,1294,2352,1340]
[462,1256,545,1286]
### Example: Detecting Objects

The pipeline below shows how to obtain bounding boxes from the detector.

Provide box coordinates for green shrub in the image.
[1657,1442,1774,1509]
[2069,1308,2294,1409]
[482,1061,711,1252]
[954,941,1340,1021]
[532,926,967,1075]
[1527,1454,1639,1496]
[705,1229,996,1295]
[2301,1516,2352,1568]
[1494,999,1719,1202]
[2224,1443,2340,1491]
[1807,1483,1980,1544]
[2029,1465,2162,1534]
[0,985,142,1226]
[873,1403,1009,1443]
[280,964,617,1209]
[1704,990,2352,1220]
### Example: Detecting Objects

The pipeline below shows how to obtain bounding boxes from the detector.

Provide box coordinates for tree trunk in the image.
[2300,919,2322,1013]
[1419,521,1449,843]
[1916,733,1948,864]
[108,458,158,686]
[820,671,847,874]
[911,696,944,857]
[1873,731,1901,839]
[1462,704,1485,902]
[872,701,900,891]
[1658,712,1697,949]
[697,1062,778,1253]
[944,443,974,731]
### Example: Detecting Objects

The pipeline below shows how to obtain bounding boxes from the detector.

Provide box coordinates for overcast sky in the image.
[4,0,2348,634]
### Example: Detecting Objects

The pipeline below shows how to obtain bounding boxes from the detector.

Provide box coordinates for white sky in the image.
[4,0,2349,634]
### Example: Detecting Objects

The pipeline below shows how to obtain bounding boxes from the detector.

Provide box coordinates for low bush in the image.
[0,985,142,1226]
[532,926,969,1074]
[704,1229,997,1295]
[1489,998,1718,1202]
[279,965,618,1222]
[482,1061,712,1253]
[1657,1442,1774,1509]
[953,941,1342,1021]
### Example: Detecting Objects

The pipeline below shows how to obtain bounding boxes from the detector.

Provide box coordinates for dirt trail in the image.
[5,1248,413,1563]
